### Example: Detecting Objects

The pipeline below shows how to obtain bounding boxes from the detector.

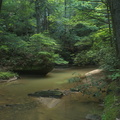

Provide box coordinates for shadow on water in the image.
[0,67,103,120]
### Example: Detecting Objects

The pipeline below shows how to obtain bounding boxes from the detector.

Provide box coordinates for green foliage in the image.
[68,72,82,83]
[0,0,35,36]
[102,94,119,120]
[70,79,107,97]
[0,0,111,67]
[29,34,57,52]
[108,72,120,81]
[74,50,97,66]
[98,47,120,71]
[0,33,27,67]
[102,82,120,120]
[47,0,101,64]
[68,72,107,97]
[0,33,27,51]
[91,28,112,49]
[28,33,67,65]
[0,72,18,80]
[73,27,113,66]
[88,27,120,72]
[0,0,118,75]
[0,30,67,74]
[7,33,67,72]
[54,55,69,65]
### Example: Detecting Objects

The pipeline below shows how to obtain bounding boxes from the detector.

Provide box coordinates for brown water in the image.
[0,67,103,120]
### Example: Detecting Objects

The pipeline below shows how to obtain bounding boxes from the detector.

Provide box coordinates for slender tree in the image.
[0,0,2,11]
[35,0,41,33]
[107,0,120,58]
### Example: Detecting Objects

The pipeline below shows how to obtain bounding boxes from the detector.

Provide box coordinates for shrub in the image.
[74,50,97,66]
[0,72,18,80]
[0,33,28,68]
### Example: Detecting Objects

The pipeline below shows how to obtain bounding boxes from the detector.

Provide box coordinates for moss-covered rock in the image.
[14,64,54,75]
[28,90,63,98]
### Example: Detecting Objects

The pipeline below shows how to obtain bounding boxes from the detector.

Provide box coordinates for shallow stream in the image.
[0,67,103,120]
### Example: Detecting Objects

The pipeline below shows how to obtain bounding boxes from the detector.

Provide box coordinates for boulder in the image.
[37,97,61,108]
[28,90,63,98]
[116,118,120,120]
[85,69,104,79]
[85,114,101,120]
[14,64,54,76]
[83,69,105,83]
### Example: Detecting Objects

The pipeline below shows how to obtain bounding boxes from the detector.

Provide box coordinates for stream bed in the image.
[0,67,103,120]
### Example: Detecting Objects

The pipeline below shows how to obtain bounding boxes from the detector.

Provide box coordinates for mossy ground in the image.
[102,81,120,120]
[0,72,18,80]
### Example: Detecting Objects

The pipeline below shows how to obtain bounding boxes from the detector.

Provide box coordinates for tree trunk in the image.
[35,0,41,33]
[43,8,48,31]
[64,0,67,33]
[0,0,2,11]
[107,0,120,58]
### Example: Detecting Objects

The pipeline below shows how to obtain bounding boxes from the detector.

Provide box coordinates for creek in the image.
[0,67,103,120]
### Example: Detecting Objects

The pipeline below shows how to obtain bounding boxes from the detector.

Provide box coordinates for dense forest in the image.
[0,0,120,71]
[0,0,115,70]
[0,0,120,120]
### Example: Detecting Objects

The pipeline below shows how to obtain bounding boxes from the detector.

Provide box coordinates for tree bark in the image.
[64,0,67,33]
[43,8,48,31]
[107,0,120,58]
[35,0,41,33]
[0,0,2,11]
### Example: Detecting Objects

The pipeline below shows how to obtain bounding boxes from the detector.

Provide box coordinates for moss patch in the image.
[0,72,18,80]
[28,90,63,98]
[102,81,120,120]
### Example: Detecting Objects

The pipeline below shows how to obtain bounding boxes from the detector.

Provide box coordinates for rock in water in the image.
[85,114,101,120]
[37,97,61,108]
[28,90,63,98]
